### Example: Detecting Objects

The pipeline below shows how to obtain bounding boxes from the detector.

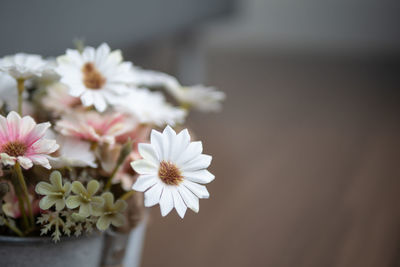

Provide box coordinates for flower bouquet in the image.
[0,43,224,266]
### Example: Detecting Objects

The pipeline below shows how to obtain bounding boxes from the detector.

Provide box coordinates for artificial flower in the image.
[2,182,40,218]
[0,111,59,169]
[130,67,180,89]
[131,126,214,218]
[116,88,186,127]
[95,143,121,173]
[113,150,141,190]
[47,135,97,169]
[128,69,225,112]
[94,192,127,230]
[66,180,104,217]
[35,171,72,211]
[0,53,48,79]
[56,43,134,112]
[171,85,225,112]
[41,83,81,115]
[0,73,18,111]
[113,172,135,191]
[56,111,134,145]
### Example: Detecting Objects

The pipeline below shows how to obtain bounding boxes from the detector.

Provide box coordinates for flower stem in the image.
[14,162,34,226]
[104,140,133,191]
[104,163,120,191]
[16,79,25,115]
[11,178,29,230]
[120,190,135,201]
[3,219,24,237]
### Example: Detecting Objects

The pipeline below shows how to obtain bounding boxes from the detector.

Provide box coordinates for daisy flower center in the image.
[158,161,183,185]
[82,62,106,90]
[1,141,27,157]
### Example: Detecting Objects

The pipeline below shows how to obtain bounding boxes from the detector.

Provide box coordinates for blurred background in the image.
[1,0,400,266]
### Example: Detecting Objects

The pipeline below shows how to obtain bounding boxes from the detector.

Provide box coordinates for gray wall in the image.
[0,0,233,56]
[206,0,400,54]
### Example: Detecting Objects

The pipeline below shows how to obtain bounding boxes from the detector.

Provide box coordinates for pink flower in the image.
[42,83,82,115]
[56,111,134,145]
[0,112,59,169]
[2,182,40,218]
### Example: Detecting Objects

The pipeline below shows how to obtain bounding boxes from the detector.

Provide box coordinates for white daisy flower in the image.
[130,68,180,90]
[128,68,225,112]
[131,126,214,218]
[56,43,134,112]
[0,53,48,79]
[172,85,225,112]
[116,88,186,127]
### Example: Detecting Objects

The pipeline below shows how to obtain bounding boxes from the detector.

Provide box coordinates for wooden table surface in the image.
[141,50,400,267]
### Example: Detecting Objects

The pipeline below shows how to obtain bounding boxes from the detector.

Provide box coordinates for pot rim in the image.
[0,232,102,244]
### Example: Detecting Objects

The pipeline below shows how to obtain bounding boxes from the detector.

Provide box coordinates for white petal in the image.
[170,129,190,161]
[183,169,215,184]
[162,125,176,160]
[132,175,158,192]
[144,182,163,207]
[182,180,210,199]
[181,154,212,172]
[178,185,199,213]
[68,84,85,97]
[171,187,187,218]
[19,116,36,140]
[150,129,164,160]
[80,91,94,107]
[131,159,157,175]
[138,143,159,164]
[92,93,107,112]
[82,46,95,61]
[0,153,16,166]
[6,111,21,140]
[95,43,111,66]
[176,141,203,166]
[28,155,51,169]
[25,122,51,146]
[17,156,33,169]
[159,186,174,217]
[31,139,59,154]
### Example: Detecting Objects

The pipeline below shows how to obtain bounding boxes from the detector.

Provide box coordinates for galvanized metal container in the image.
[0,233,104,267]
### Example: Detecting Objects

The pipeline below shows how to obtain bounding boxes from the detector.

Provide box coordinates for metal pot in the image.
[0,233,104,267]
[101,215,148,267]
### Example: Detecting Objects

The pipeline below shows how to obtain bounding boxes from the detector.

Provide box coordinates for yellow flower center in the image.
[1,141,27,157]
[82,62,106,89]
[158,161,183,185]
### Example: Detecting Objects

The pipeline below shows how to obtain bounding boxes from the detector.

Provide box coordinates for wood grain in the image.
[141,51,400,267]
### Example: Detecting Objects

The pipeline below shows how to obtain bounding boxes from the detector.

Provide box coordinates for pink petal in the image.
[24,122,51,146]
